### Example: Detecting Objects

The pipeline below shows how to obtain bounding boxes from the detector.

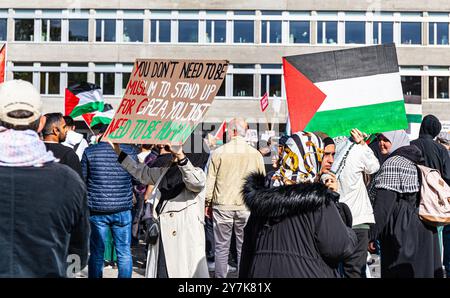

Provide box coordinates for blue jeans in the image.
[443,225,450,277]
[88,210,133,278]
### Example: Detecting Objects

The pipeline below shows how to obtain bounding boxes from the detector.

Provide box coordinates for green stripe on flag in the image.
[406,114,422,124]
[90,116,112,128]
[305,100,408,137]
[70,102,104,118]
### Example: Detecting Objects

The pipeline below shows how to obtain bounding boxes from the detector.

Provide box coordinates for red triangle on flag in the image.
[283,58,327,133]
[0,45,6,84]
[82,113,94,126]
[214,121,226,140]
[64,88,80,116]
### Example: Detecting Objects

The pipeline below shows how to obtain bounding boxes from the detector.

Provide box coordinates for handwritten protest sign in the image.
[102,59,228,144]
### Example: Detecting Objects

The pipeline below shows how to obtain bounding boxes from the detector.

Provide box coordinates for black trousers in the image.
[342,229,369,278]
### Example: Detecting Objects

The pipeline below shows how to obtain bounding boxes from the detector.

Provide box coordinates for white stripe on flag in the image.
[77,89,103,106]
[316,72,404,112]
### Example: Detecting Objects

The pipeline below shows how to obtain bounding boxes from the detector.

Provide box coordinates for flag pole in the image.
[82,117,96,136]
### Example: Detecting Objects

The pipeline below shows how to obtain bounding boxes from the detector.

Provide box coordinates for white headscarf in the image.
[381,130,410,154]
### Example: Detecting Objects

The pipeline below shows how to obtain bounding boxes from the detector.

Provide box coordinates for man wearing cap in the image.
[0,80,89,277]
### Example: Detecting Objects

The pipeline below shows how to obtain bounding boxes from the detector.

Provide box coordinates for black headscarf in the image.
[419,115,442,138]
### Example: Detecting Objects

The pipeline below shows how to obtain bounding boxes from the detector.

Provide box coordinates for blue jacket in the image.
[81,142,138,213]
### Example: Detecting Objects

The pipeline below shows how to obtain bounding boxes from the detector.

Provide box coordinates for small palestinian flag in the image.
[65,82,104,118]
[283,44,408,137]
[90,108,115,128]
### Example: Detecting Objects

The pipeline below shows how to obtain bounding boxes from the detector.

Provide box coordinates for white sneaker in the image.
[207,261,215,272]
[227,265,237,273]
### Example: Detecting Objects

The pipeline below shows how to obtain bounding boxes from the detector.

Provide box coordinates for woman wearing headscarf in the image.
[369,130,443,278]
[239,131,357,278]
[110,137,210,278]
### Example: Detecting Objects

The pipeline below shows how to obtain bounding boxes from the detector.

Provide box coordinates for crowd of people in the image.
[0,79,450,278]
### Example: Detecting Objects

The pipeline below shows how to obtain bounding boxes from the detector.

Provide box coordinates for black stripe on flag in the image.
[67,82,101,95]
[284,43,399,83]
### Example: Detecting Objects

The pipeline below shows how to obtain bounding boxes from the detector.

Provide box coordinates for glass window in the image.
[234,20,254,43]
[233,74,253,97]
[95,73,115,95]
[123,19,143,42]
[345,21,365,44]
[429,23,449,45]
[217,79,225,96]
[122,72,130,93]
[401,76,421,96]
[289,21,310,44]
[317,21,337,44]
[0,19,7,41]
[15,19,34,41]
[68,19,88,42]
[206,20,226,43]
[401,22,421,45]
[178,20,198,43]
[13,71,32,83]
[429,76,449,99]
[150,20,171,42]
[67,72,87,87]
[96,19,116,42]
[373,22,393,44]
[261,74,282,97]
[40,72,60,95]
[42,19,61,42]
[261,20,282,43]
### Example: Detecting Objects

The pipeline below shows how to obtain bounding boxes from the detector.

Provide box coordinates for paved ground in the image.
[78,240,380,278]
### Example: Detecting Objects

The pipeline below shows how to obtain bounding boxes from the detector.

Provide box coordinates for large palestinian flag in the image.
[65,82,104,118]
[283,44,408,137]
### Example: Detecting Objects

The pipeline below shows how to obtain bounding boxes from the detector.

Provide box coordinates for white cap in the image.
[0,80,42,126]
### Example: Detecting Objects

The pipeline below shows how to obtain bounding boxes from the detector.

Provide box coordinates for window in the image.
[217,79,226,96]
[234,20,254,43]
[150,20,171,42]
[373,22,393,44]
[122,72,131,93]
[67,72,87,87]
[401,76,421,96]
[15,19,34,41]
[40,72,60,95]
[41,19,61,42]
[178,20,198,43]
[233,74,253,97]
[123,19,143,42]
[261,20,282,43]
[13,71,32,83]
[429,76,449,99]
[95,73,115,95]
[261,74,282,97]
[96,19,116,42]
[345,21,365,44]
[317,21,337,44]
[68,19,88,42]
[401,22,421,45]
[0,19,6,41]
[429,22,449,45]
[289,21,310,43]
[206,20,226,43]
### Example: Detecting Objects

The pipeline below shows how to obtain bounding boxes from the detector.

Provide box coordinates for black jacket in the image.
[45,142,83,179]
[411,115,450,185]
[0,163,89,277]
[370,145,443,278]
[239,173,357,278]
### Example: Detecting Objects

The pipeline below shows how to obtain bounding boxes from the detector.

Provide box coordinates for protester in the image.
[111,139,209,278]
[206,118,266,278]
[369,130,443,278]
[43,112,83,178]
[81,125,138,278]
[62,115,89,161]
[333,129,380,277]
[0,80,89,277]
[239,131,357,278]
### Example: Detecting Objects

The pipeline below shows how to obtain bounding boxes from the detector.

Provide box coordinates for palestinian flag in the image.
[403,94,422,139]
[214,120,226,144]
[90,109,115,128]
[283,44,408,137]
[65,82,104,118]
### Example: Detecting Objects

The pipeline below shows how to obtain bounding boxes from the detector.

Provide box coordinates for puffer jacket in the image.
[81,142,138,213]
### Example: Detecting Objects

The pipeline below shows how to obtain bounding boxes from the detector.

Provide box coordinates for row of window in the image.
[11,67,448,100]
[3,18,450,45]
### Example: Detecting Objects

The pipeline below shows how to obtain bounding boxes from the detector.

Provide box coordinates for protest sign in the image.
[102,59,228,144]
[260,92,269,112]
[283,44,408,137]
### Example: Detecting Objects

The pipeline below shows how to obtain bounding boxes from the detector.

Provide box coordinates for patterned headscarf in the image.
[272,131,324,186]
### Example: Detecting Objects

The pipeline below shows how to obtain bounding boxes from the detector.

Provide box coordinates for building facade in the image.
[1,0,449,137]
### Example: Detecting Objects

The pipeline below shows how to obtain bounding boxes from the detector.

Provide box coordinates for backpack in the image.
[417,164,450,226]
